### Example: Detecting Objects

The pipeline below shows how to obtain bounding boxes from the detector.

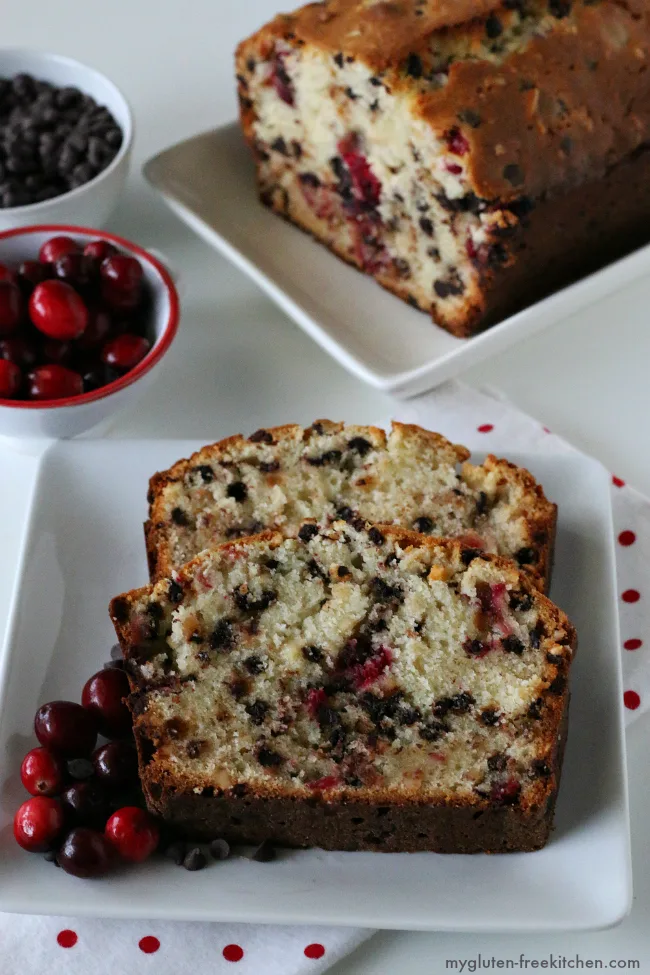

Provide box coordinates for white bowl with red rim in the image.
[0,225,179,438]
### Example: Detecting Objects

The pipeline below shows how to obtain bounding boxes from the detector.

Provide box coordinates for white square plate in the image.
[144,124,650,398]
[0,441,630,931]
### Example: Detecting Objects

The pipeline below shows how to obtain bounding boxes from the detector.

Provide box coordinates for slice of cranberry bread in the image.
[145,420,556,591]
[110,522,575,854]
[236,0,650,336]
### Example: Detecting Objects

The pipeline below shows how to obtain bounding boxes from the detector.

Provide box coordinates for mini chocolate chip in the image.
[434,277,465,299]
[171,507,189,526]
[183,847,207,871]
[548,674,566,694]
[193,464,214,483]
[529,623,544,649]
[531,759,551,778]
[271,136,288,154]
[419,216,434,237]
[405,53,423,78]
[165,717,187,739]
[245,700,269,725]
[244,654,265,674]
[307,559,327,580]
[419,722,448,742]
[311,422,325,434]
[502,635,525,655]
[487,753,507,772]
[407,294,419,308]
[168,579,183,603]
[334,52,344,67]
[298,523,319,542]
[227,481,248,502]
[209,619,234,651]
[337,565,351,577]
[399,705,421,725]
[265,557,279,570]
[481,708,500,726]
[229,678,249,700]
[348,436,372,456]
[528,698,543,719]
[165,840,187,865]
[458,109,482,129]
[510,591,533,612]
[260,460,280,473]
[249,429,274,444]
[369,76,383,87]
[503,163,524,187]
[67,758,94,780]
[257,746,283,767]
[476,491,488,516]
[461,548,481,566]
[370,577,403,602]
[485,13,503,37]
[546,652,563,664]
[232,783,248,797]
[344,87,358,100]
[306,449,342,467]
[434,692,475,717]
[44,849,60,865]
[148,601,164,622]
[368,527,385,545]
[465,638,489,659]
[209,838,231,860]
[516,547,536,565]
[302,645,324,663]
[413,621,423,634]
[413,516,434,534]
[371,618,389,632]
[186,739,204,758]
[252,839,276,862]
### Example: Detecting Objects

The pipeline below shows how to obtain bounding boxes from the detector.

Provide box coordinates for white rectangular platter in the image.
[144,123,650,398]
[0,441,630,931]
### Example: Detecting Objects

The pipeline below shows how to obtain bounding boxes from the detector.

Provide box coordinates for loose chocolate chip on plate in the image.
[252,839,276,862]
[209,838,231,860]
[183,847,207,871]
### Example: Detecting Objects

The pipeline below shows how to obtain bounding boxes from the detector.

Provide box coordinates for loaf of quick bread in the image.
[236,0,650,336]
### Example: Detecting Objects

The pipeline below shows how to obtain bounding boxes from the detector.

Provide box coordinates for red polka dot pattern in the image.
[223,944,244,962]
[612,475,625,488]
[305,943,326,959]
[624,638,642,651]
[618,530,636,546]
[477,424,493,433]
[57,930,78,949]
[622,589,640,603]
[624,690,641,710]
[139,936,160,954]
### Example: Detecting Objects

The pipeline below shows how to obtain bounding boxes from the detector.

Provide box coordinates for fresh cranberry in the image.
[82,362,119,393]
[0,359,21,398]
[82,668,132,738]
[29,280,88,340]
[101,334,150,372]
[0,335,39,369]
[20,747,66,797]
[76,307,112,350]
[92,740,138,789]
[27,364,84,400]
[54,253,95,292]
[57,827,114,877]
[61,781,111,827]
[40,337,73,366]
[38,235,79,264]
[105,806,159,862]
[34,701,98,756]
[100,254,143,294]
[100,284,142,313]
[0,262,16,283]
[0,281,23,336]
[14,796,65,852]
[446,128,470,156]
[18,259,51,296]
[270,52,295,106]
[84,240,118,262]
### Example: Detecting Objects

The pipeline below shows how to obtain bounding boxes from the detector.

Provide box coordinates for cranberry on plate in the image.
[105,807,159,863]
[100,254,143,294]
[57,827,114,878]
[92,740,138,789]
[29,280,88,340]
[27,364,84,401]
[0,358,22,398]
[61,781,111,827]
[76,307,112,351]
[18,260,51,295]
[34,700,98,756]
[20,747,66,797]
[102,333,150,372]
[14,796,65,852]
[38,236,79,264]
[82,667,132,738]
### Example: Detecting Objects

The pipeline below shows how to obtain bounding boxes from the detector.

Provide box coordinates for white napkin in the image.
[1,379,646,973]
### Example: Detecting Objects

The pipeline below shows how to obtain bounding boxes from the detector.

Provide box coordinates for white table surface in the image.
[1,1,649,970]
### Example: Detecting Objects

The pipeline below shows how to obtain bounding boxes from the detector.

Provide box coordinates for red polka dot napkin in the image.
[398,380,648,724]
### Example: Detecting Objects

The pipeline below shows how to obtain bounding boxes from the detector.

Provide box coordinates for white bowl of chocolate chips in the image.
[0,49,133,229]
